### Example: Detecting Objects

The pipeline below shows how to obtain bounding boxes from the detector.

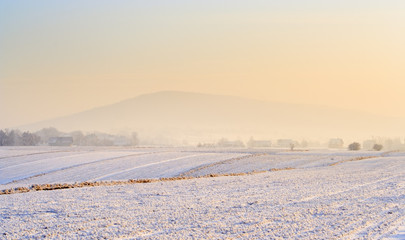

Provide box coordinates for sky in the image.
[1,0,405,128]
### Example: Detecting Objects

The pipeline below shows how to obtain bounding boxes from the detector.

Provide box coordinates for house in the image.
[328,138,344,148]
[217,138,245,148]
[247,139,272,148]
[277,139,295,148]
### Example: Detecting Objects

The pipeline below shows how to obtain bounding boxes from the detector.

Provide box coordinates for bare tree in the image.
[22,131,41,146]
[0,130,6,146]
[290,143,295,151]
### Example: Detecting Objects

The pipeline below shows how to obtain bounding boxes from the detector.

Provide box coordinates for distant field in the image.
[0,147,404,239]
[0,146,383,189]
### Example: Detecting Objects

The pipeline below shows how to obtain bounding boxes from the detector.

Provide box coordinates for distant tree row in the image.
[35,127,139,146]
[0,129,41,146]
[197,137,389,151]
[0,127,139,147]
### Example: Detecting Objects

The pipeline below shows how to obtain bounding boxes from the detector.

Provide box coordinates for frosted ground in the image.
[0,147,404,239]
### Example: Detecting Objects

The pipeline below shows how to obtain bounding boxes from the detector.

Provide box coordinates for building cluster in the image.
[197,137,405,151]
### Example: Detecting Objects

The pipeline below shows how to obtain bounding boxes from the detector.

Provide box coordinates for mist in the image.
[9,91,402,148]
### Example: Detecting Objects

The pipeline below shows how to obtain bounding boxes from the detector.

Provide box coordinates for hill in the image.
[20,91,402,142]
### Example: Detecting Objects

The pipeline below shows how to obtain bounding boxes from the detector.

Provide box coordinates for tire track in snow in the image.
[332,185,405,239]
[262,174,404,213]
[301,156,403,203]
[328,151,396,167]
[348,210,405,239]
[3,152,161,185]
[0,151,93,171]
[88,153,214,182]
[248,173,405,239]
[335,166,405,239]
[177,153,266,177]
[0,150,71,160]
[296,174,404,204]
[243,158,404,234]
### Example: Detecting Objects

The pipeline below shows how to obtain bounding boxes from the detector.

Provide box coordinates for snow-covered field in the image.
[0,146,404,239]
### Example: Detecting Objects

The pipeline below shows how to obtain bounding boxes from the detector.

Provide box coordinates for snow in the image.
[387,225,405,239]
[0,147,248,188]
[0,147,404,239]
[0,147,383,189]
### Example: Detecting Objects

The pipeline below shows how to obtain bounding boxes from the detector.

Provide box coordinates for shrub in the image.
[348,142,361,151]
[373,144,383,151]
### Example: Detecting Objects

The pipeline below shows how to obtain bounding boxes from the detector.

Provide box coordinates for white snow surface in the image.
[0,146,404,239]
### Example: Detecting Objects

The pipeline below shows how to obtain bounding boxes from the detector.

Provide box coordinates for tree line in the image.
[0,127,139,146]
[0,129,40,146]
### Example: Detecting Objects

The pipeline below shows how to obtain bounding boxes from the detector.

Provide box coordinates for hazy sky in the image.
[1,0,405,128]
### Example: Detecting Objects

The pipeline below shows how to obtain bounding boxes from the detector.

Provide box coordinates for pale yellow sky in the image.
[1,0,405,128]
